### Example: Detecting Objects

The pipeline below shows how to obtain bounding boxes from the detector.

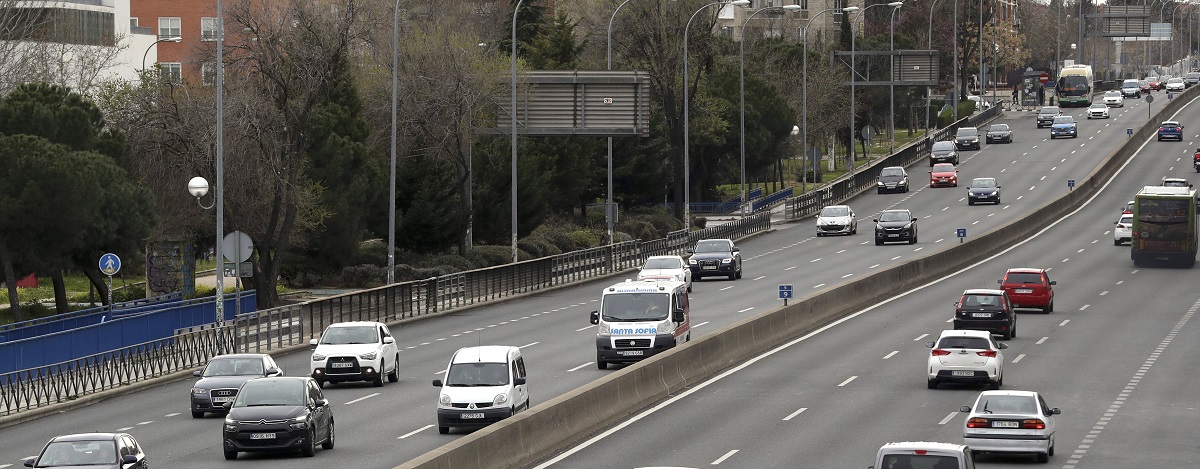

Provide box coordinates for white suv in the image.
[310,321,399,387]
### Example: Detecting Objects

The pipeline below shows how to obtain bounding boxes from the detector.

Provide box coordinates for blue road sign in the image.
[1127,128,1133,136]
[778,284,794,300]
[1068,179,1076,188]
[956,228,967,238]
[99,253,121,276]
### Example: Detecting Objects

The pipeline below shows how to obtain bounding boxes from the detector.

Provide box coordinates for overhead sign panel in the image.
[492,70,651,137]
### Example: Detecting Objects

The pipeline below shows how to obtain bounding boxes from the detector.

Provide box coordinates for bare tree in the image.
[0,3,128,95]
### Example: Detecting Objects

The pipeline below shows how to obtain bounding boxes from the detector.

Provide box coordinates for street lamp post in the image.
[511,0,525,263]
[388,0,401,284]
[845,2,901,175]
[141,36,181,73]
[683,0,749,227]
[801,7,840,196]
[740,4,800,215]
[213,0,226,327]
[607,0,637,247]
[889,5,900,154]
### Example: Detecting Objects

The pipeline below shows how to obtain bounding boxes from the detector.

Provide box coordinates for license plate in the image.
[888,234,899,238]
[992,421,1019,428]
[952,371,974,377]
[1016,289,1033,294]
[212,396,234,403]
[331,362,353,368]
[702,266,716,270]
[972,313,991,318]
[250,433,275,440]
[620,350,644,356]
[460,413,485,419]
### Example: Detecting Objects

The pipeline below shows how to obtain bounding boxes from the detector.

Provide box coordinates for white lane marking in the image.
[782,407,808,421]
[1,464,12,468]
[1012,353,1026,363]
[575,325,595,332]
[137,421,153,425]
[420,342,431,345]
[813,283,826,288]
[712,450,739,465]
[1062,258,1070,263]
[891,256,902,260]
[1029,185,1036,191]
[1080,304,1090,310]
[841,273,854,278]
[785,266,797,270]
[567,362,593,372]
[117,427,133,431]
[433,369,446,375]
[694,321,710,327]
[720,286,735,291]
[1077,248,1085,253]
[520,342,539,348]
[936,238,944,243]
[165,412,180,417]
[1040,176,1046,181]
[914,247,924,252]
[1036,337,1050,345]
[1091,239,1098,244]
[837,376,857,387]
[436,337,447,341]
[837,249,847,254]
[938,412,959,425]
[344,393,380,405]
[397,425,433,439]
[1100,290,1109,296]
[1051,166,1057,171]
[869,264,880,269]
[737,307,755,313]
[914,333,929,341]
[883,351,899,359]
[752,276,766,281]
[972,220,979,225]
[1116,280,1124,285]
[1059,320,1071,326]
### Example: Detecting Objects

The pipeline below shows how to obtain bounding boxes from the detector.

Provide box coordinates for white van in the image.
[431,345,528,434]
[589,279,691,369]
[870,441,975,469]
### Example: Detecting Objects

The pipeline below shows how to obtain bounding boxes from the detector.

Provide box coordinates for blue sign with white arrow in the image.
[99,253,121,276]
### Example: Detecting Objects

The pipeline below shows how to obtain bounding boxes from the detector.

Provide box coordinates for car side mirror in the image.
[686,249,694,254]
[1114,221,1119,225]
[590,311,599,325]
[998,343,1008,349]
[732,246,740,252]
[314,398,328,408]
[912,218,918,222]
[997,185,1001,188]
[432,379,443,387]
[122,455,138,464]
[23,457,34,467]
[673,310,685,323]
[954,302,961,307]
[997,279,1002,284]
[514,377,527,386]
[222,401,232,409]
[925,341,935,348]
[383,336,396,345]
[193,370,202,377]
[960,405,971,413]
[1051,407,1062,415]
[872,219,878,223]
[1050,280,1057,285]
[309,338,319,347]
[265,367,280,376]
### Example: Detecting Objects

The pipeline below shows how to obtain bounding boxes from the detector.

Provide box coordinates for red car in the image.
[929,163,958,187]
[997,268,1056,312]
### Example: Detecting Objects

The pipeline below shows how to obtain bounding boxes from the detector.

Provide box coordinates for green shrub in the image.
[422,255,475,272]
[517,240,543,258]
[412,266,450,279]
[355,238,388,265]
[392,264,416,282]
[567,230,602,249]
[692,216,707,229]
[342,264,386,287]
[617,219,658,241]
[111,286,146,303]
[466,245,518,268]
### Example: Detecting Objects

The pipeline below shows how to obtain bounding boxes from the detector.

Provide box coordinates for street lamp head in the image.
[165,36,182,43]
[188,176,210,198]
[780,4,802,11]
[791,125,800,136]
[887,1,903,7]
[729,0,750,6]
[842,6,860,12]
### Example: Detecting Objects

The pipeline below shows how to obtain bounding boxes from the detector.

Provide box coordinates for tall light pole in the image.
[141,36,181,73]
[926,0,954,135]
[511,0,525,263]
[845,2,901,175]
[888,5,900,154]
[683,0,749,227]
[978,0,983,103]
[953,0,959,120]
[388,0,401,284]
[801,7,840,195]
[740,4,800,215]
[607,0,636,247]
[213,0,225,326]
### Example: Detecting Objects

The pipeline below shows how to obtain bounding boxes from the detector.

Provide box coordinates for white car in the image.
[433,345,528,434]
[309,321,399,387]
[1114,213,1133,245]
[1086,102,1109,119]
[1102,90,1124,107]
[1165,77,1186,92]
[926,329,1006,390]
[637,255,692,292]
[815,204,857,237]
[960,390,1060,463]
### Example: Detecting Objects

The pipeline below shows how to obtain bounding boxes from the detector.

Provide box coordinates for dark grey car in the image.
[1036,106,1061,128]
[929,141,959,166]
[24,433,147,468]
[954,127,981,150]
[687,238,742,280]
[873,209,918,245]
[985,124,1013,144]
[877,166,909,194]
[191,353,283,418]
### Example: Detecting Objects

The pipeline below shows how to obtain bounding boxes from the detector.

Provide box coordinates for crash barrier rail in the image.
[783,105,1003,221]
[393,82,1200,469]
[0,213,770,417]
[0,293,255,375]
[0,292,184,340]
[751,187,793,212]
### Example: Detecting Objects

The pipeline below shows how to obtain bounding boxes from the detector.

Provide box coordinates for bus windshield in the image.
[600,293,670,322]
[1058,76,1090,96]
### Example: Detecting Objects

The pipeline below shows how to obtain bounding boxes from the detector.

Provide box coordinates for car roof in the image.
[645,255,684,261]
[451,345,518,364]
[883,165,905,171]
[49,433,124,442]
[1005,267,1046,274]
[971,177,995,183]
[976,390,1038,398]
[988,123,1008,129]
[822,204,851,210]
[963,288,1005,295]
[212,353,271,360]
[1162,120,1181,125]
[880,208,911,215]
[326,321,384,328]
[938,329,993,339]
[879,441,969,453]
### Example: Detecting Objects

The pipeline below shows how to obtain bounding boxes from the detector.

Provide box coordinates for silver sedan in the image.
[960,390,1060,462]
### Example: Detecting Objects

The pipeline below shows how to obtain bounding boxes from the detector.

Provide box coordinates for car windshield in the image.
[1170,78,1183,83]
[1004,273,1044,284]
[881,168,905,177]
[879,211,910,222]
[820,206,850,217]
[962,294,1003,307]
[1162,122,1180,129]
[975,395,1038,415]
[956,128,977,137]
[320,325,379,345]
[1163,179,1190,187]
[203,357,264,377]
[988,124,1008,132]
[600,292,671,322]
[1148,77,1158,81]
[931,142,954,151]
[1105,91,1121,97]
[932,164,954,172]
[444,362,509,387]
[1039,107,1059,114]
[971,178,996,188]
[233,380,306,407]
[1053,116,1074,124]
[1120,215,1134,224]
[880,454,960,469]
[937,337,990,349]
[37,440,118,467]
[1090,103,1106,109]
[642,258,681,270]
[693,240,732,253]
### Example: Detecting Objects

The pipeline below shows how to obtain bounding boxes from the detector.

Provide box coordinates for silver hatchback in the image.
[960,390,1060,463]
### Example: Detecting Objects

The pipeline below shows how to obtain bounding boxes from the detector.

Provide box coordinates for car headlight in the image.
[359,351,378,360]
[598,322,610,334]
[224,417,237,432]
[289,418,309,430]
[440,394,452,406]
[192,388,207,396]
[900,177,908,184]
[312,353,326,361]
[875,225,884,232]
[493,393,508,406]
[877,181,885,187]
[657,320,671,334]
[721,258,732,264]
[687,258,697,265]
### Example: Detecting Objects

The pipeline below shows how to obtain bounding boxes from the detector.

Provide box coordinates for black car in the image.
[687,238,742,280]
[953,289,1016,340]
[985,124,1013,144]
[929,141,959,166]
[876,166,909,193]
[191,353,284,418]
[222,377,334,459]
[873,209,918,245]
[24,433,147,468]
[954,127,981,150]
[967,177,1001,205]
[1036,106,1061,128]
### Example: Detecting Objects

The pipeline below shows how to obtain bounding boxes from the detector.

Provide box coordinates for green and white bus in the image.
[1132,186,1197,268]
[1056,64,1094,107]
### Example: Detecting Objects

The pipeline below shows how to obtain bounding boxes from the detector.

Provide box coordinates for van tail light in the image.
[931,349,952,356]
[1022,419,1047,429]
[976,350,998,357]
[967,417,989,428]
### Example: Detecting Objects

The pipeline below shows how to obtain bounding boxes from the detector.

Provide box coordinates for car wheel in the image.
[1037,452,1050,463]
[816,232,823,237]
[192,410,204,419]
[1049,441,1055,456]
[224,450,238,460]
[439,426,450,434]
[1045,300,1054,314]
[910,235,917,244]
[1158,136,1163,141]
[969,200,975,206]
[302,429,317,457]
[316,380,326,389]
[1001,327,1012,341]
[387,355,400,383]
[687,283,692,293]
[877,188,884,194]
[322,420,335,449]
[875,239,883,246]
[851,226,857,235]
[735,268,742,279]
[372,369,384,387]
[989,379,1001,390]
[597,355,608,370]
[927,379,938,389]
[1115,239,1122,246]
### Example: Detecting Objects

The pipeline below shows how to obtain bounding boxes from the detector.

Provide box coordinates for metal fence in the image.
[0,212,770,417]
[784,106,1002,221]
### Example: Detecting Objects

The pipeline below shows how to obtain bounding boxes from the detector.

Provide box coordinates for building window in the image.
[201,17,219,41]
[161,62,182,83]
[202,62,216,86]
[797,0,808,9]
[158,17,180,39]
[833,0,845,22]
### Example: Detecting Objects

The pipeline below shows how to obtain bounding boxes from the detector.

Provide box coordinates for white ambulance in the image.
[589,279,691,369]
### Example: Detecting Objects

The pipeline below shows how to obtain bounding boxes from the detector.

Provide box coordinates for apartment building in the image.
[129,0,217,84]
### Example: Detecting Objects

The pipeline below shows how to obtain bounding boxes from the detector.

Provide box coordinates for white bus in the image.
[1056,64,1094,107]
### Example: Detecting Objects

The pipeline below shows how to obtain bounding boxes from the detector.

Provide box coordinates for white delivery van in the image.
[431,345,528,434]
[589,279,691,369]
[870,441,975,469]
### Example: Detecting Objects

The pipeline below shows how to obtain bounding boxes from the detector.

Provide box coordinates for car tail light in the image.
[931,349,952,356]
[967,417,989,428]
[1159,127,1165,132]
[914,450,927,455]
[1022,419,1046,429]
[976,350,998,357]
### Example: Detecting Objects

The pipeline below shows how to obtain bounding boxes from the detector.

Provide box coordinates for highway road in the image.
[533,96,1200,468]
[0,94,1174,469]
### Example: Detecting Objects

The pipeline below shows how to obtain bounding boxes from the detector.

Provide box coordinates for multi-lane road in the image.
[0,93,1188,469]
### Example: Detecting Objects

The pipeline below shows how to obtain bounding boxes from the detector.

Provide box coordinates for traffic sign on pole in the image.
[778,284,794,305]
[1038,72,1049,84]
[98,253,121,308]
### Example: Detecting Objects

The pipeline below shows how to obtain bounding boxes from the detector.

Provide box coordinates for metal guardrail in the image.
[0,213,770,416]
[783,106,1003,221]
[0,293,184,335]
